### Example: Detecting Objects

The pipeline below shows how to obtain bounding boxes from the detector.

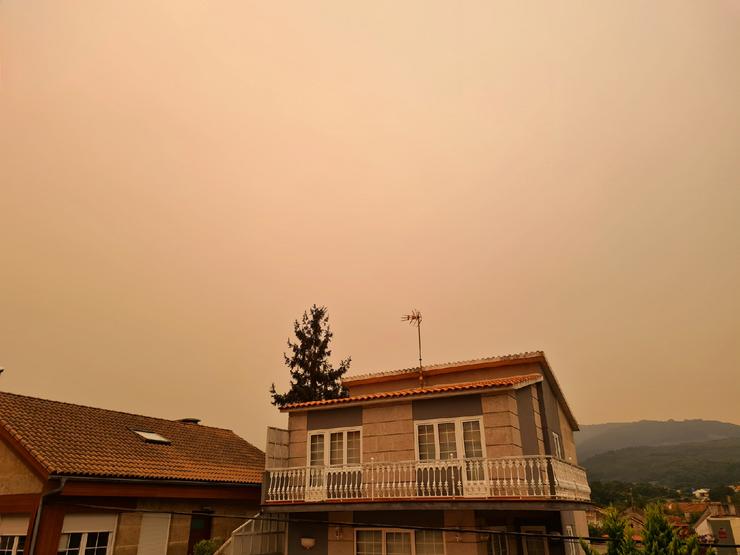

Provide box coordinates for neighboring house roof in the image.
[340,351,579,429]
[282,374,542,410]
[665,502,710,515]
[0,391,264,484]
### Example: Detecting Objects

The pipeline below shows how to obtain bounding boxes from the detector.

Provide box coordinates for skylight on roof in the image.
[133,430,171,444]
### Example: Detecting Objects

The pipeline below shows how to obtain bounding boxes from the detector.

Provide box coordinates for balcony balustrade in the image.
[264,456,590,504]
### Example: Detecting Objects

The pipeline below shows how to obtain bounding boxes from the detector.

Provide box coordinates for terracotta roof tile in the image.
[283,374,541,410]
[0,391,264,484]
[342,351,545,383]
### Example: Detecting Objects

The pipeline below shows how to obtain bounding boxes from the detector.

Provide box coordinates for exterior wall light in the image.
[300,537,316,550]
[334,527,344,540]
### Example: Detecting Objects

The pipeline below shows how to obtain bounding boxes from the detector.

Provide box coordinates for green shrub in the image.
[193,538,224,555]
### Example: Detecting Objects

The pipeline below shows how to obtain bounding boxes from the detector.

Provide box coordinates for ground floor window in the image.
[355,529,444,555]
[485,528,509,555]
[0,536,25,555]
[520,526,548,555]
[57,532,111,555]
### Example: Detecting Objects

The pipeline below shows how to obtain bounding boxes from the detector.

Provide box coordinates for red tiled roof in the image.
[0,391,264,484]
[283,374,542,410]
[343,351,545,383]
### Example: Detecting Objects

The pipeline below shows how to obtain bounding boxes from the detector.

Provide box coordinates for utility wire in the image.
[67,503,739,548]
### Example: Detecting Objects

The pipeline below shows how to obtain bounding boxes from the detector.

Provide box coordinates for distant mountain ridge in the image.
[575,419,740,461]
[581,437,740,488]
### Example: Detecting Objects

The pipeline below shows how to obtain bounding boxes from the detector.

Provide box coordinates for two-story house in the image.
[0,391,264,555]
[261,351,591,555]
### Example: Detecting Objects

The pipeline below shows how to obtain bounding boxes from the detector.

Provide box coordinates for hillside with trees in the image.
[576,419,740,460]
[582,437,740,489]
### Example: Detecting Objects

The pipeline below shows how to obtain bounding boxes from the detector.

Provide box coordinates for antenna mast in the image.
[402,309,423,387]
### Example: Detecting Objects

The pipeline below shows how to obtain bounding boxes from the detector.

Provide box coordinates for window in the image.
[0,536,25,555]
[417,424,436,461]
[356,531,382,555]
[415,418,484,464]
[521,527,548,555]
[414,531,444,555]
[58,532,111,555]
[551,432,563,460]
[355,529,444,555]
[385,532,412,555]
[83,532,110,555]
[437,423,458,460]
[133,430,170,444]
[310,434,325,466]
[58,533,83,555]
[346,430,361,464]
[484,528,508,555]
[307,428,361,466]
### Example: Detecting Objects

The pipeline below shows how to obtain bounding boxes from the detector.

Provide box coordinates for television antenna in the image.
[401,309,424,387]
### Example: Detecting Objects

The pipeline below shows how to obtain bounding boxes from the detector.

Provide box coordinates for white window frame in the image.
[58,513,117,555]
[520,526,549,555]
[0,535,25,555]
[306,427,362,467]
[551,432,563,460]
[413,416,485,462]
[354,528,446,555]
[57,531,114,555]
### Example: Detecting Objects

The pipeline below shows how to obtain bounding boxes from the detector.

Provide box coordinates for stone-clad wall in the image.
[481,392,523,458]
[288,413,308,467]
[362,402,414,463]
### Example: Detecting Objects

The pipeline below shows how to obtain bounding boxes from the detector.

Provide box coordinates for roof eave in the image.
[280,376,543,413]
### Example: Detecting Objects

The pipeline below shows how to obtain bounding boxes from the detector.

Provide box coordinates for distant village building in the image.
[693,488,711,500]
[0,391,264,555]
[694,502,740,555]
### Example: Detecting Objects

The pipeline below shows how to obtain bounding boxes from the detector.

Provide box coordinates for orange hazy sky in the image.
[1,1,739,447]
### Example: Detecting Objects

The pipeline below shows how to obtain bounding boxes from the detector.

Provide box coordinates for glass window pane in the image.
[437,423,458,460]
[330,432,344,465]
[0,537,14,555]
[417,424,436,461]
[356,531,382,555]
[310,434,325,466]
[462,421,483,458]
[415,530,444,555]
[385,533,412,555]
[346,431,361,464]
[58,533,83,555]
[487,533,509,555]
[84,532,109,555]
[17,537,26,555]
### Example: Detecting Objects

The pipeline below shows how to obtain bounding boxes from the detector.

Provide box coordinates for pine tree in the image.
[642,504,675,555]
[270,305,350,408]
[580,505,714,555]
[580,507,640,555]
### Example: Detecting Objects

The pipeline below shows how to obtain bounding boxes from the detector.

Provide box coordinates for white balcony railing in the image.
[264,456,590,503]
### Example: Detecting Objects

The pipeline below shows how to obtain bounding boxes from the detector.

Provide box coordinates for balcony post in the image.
[370,457,375,500]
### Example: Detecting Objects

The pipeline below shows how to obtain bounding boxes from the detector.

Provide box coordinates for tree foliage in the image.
[590,481,676,509]
[192,538,223,555]
[581,505,714,555]
[270,305,350,408]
